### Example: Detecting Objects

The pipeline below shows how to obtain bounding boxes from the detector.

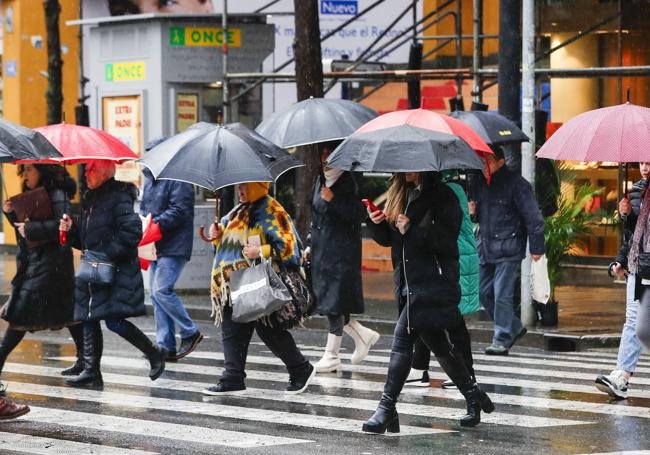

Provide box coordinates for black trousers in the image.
[412,317,475,377]
[220,305,310,386]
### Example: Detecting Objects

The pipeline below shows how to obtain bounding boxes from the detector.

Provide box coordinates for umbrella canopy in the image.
[255,97,379,148]
[140,122,304,191]
[0,119,61,163]
[449,110,529,145]
[326,124,485,173]
[35,123,139,163]
[537,103,650,162]
[355,108,493,156]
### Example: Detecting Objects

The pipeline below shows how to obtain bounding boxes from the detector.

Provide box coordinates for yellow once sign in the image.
[170,27,242,47]
[105,62,146,82]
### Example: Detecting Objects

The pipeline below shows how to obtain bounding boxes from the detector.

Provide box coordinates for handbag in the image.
[230,257,293,323]
[10,187,54,250]
[76,250,116,285]
[638,252,650,280]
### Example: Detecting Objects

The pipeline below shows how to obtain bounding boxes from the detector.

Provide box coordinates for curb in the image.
[145,301,622,352]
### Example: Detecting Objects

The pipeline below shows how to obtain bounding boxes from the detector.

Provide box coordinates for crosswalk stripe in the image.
[576,451,650,455]
[5,363,585,428]
[46,356,650,419]
[0,431,159,455]
[22,406,310,448]
[5,364,448,437]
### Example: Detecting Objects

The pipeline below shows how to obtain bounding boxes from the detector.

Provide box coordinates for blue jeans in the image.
[617,274,643,372]
[149,256,197,353]
[480,260,523,347]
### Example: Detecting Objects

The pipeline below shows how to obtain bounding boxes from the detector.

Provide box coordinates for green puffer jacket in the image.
[447,182,480,315]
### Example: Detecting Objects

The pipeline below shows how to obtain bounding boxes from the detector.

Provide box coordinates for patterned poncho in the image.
[210,195,301,324]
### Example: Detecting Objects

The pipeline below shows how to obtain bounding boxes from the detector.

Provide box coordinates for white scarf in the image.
[324,168,344,188]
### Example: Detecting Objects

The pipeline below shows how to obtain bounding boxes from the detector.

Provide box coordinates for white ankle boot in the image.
[314,333,342,372]
[344,319,380,364]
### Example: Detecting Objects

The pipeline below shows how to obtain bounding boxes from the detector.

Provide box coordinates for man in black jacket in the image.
[598,162,650,399]
[469,147,545,355]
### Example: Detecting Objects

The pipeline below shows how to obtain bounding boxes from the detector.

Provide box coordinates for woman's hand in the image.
[2,200,13,213]
[59,215,72,232]
[208,220,224,242]
[611,262,626,280]
[396,214,410,235]
[368,208,386,225]
[14,222,25,238]
[320,186,334,202]
[243,243,261,259]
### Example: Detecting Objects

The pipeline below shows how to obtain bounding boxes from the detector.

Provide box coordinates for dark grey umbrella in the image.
[140,122,304,191]
[0,119,61,162]
[255,98,379,148]
[448,111,529,145]
[326,125,485,173]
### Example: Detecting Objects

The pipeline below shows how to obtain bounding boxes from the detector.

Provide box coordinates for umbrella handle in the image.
[199,226,212,243]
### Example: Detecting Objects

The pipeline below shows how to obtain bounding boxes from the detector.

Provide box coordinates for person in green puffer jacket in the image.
[405,172,481,389]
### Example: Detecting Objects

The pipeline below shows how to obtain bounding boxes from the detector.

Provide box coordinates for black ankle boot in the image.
[61,324,84,376]
[459,384,483,427]
[66,323,103,388]
[117,320,167,380]
[362,393,400,434]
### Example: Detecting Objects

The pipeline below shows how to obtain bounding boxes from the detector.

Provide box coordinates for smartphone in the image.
[362,198,382,214]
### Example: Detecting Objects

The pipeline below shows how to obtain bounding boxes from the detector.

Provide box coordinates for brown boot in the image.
[0,398,30,420]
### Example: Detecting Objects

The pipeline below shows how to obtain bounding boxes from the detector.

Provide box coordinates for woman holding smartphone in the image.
[308,143,379,372]
[362,171,493,433]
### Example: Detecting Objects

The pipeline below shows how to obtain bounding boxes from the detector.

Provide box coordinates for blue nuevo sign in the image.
[320,0,358,15]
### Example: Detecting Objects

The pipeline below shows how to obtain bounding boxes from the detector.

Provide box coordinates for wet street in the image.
[1,316,650,455]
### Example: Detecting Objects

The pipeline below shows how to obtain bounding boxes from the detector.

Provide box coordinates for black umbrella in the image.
[448,111,529,145]
[0,119,61,162]
[140,122,304,191]
[326,125,485,173]
[255,97,379,148]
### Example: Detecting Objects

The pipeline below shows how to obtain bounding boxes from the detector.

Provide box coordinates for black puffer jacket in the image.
[310,172,366,316]
[368,173,463,332]
[2,182,76,330]
[69,178,144,321]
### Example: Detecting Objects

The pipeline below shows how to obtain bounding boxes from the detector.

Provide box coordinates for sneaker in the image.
[176,331,204,360]
[595,369,628,399]
[485,344,509,355]
[202,382,246,396]
[441,379,456,389]
[507,327,528,349]
[0,382,6,397]
[286,364,315,394]
[405,369,430,387]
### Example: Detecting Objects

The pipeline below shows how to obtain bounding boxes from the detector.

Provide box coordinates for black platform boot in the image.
[362,393,400,434]
[61,324,84,376]
[65,323,103,388]
[118,320,167,380]
[436,352,493,427]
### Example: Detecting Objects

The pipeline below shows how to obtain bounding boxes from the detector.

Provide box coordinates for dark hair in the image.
[17,164,77,198]
[489,145,505,161]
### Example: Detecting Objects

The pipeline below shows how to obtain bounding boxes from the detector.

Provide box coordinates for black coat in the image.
[2,184,75,330]
[310,173,366,315]
[368,173,463,332]
[69,178,144,321]
[469,166,545,264]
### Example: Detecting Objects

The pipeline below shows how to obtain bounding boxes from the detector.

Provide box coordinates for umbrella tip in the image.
[626,87,631,104]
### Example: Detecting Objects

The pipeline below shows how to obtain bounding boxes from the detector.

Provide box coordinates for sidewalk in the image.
[0,252,627,352]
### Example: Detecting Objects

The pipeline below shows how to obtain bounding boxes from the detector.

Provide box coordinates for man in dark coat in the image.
[141,140,202,361]
[61,160,166,388]
[309,144,378,372]
[469,147,545,355]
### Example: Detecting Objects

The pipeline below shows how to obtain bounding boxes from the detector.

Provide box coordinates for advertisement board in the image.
[102,95,142,185]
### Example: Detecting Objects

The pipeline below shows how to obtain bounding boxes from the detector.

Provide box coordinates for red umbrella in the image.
[35,123,139,163]
[356,108,493,157]
[536,103,650,162]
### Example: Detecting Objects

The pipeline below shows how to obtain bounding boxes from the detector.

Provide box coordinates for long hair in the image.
[384,173,410,223]
[18,164,76,198]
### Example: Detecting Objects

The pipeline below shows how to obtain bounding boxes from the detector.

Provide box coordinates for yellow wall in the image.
[2,0,80,244]
[550,33,600,123]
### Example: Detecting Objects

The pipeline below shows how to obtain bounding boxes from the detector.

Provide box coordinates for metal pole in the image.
[521,0,536,327]
[222,0,229,122]
[455,0,463,100]
[472,0,483,102]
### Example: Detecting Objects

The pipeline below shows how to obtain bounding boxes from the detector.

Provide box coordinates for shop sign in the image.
[169,27,242,47]
[102,96,142,184]
[176,94,199,132]
[320,0,358,15]
[105,62,146,82]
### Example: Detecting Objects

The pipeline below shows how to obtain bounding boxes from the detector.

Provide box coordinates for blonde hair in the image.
[384,174,410,223]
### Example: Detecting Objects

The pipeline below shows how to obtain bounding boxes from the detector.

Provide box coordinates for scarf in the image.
[628,187,650,274]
